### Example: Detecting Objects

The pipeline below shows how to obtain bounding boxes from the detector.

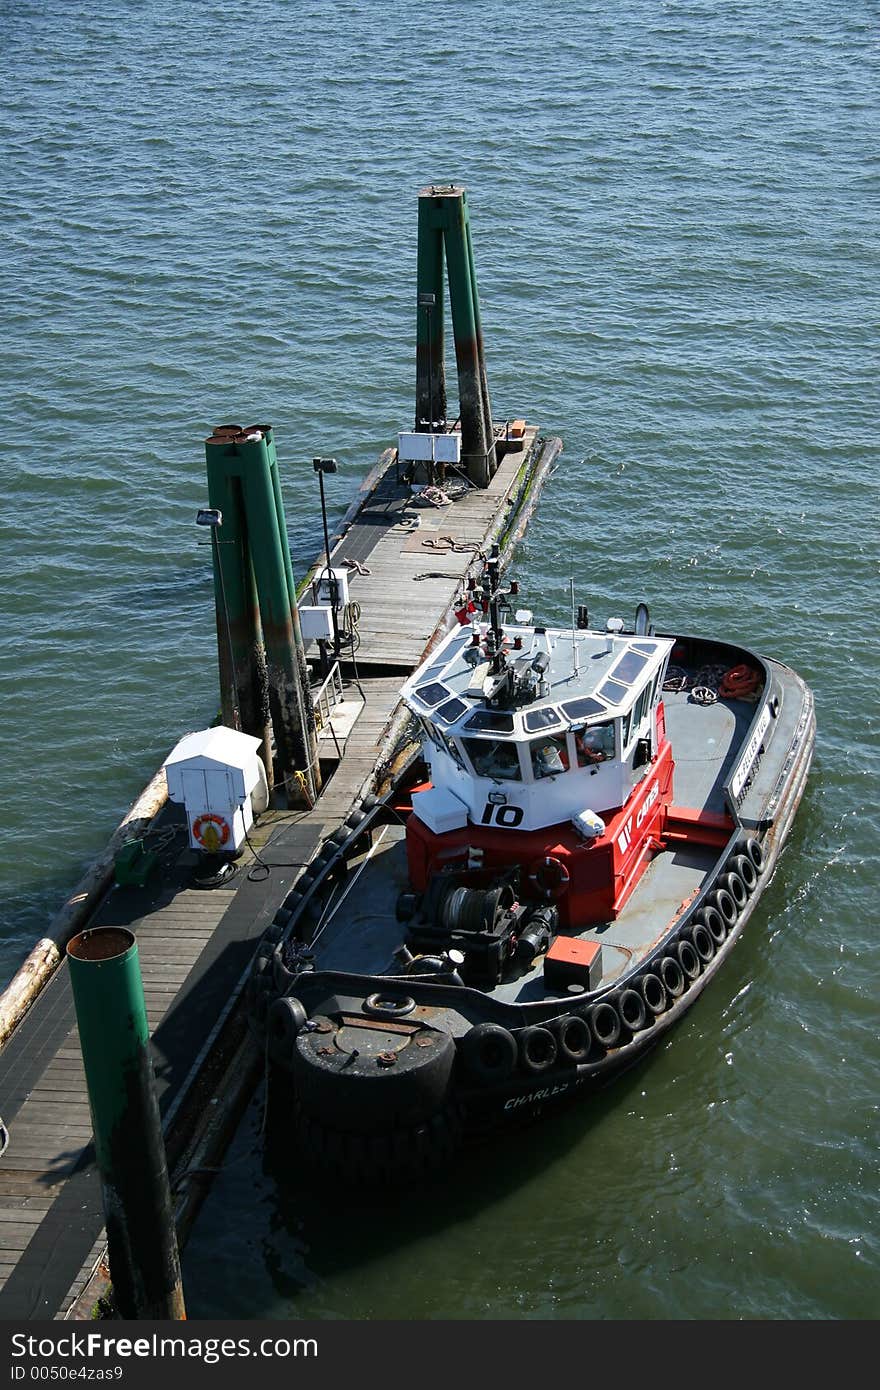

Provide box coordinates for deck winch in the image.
[402,870,557,986]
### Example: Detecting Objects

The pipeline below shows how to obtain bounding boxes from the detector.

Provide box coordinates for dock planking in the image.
[0,427,553,1318]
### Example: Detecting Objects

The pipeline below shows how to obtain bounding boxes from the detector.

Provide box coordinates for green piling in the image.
[205,432,272,780]
[416,194,447,429]
[66,927,186,1321]
[235,428,320,805]
[416,185,497,487]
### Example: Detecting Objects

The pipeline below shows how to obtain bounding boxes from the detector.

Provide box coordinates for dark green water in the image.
[1,0,876,1318]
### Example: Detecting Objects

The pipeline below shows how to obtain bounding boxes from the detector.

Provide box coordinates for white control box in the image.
[398,431,462,464]
[299,605,335,641]
[314,567,350,610]
[164,726,263,854]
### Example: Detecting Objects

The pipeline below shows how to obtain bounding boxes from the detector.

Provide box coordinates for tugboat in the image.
[248,546,815,1180]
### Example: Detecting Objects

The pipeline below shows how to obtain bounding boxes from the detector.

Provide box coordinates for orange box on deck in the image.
[543,935,603,991]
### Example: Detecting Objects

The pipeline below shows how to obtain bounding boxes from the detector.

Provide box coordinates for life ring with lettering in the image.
[528,854,570,901]
[192,812,231,850]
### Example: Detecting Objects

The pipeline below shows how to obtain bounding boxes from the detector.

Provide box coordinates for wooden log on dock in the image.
[0,763,171,1048]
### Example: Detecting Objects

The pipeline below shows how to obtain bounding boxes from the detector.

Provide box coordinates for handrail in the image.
[312,661,344,731]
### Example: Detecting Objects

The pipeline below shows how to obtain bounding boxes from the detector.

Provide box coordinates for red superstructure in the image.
[407,736,676,930]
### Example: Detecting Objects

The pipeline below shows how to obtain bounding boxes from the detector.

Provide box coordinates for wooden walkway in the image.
[0,429,550,1319]
[327,428,539,669]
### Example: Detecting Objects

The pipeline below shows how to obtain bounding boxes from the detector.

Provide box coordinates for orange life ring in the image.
[528,854,571,901]
[192,812,231,850]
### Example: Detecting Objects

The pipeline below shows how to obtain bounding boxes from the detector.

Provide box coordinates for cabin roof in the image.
[401,625,674,741]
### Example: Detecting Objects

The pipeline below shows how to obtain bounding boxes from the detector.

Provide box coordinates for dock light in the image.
[196,504,240,731]
[313,457,341,658]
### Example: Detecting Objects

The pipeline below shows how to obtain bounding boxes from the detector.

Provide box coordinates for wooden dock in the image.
[0,427,558,1318]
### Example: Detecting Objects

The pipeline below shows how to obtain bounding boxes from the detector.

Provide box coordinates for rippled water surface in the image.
[1,0,877,1320]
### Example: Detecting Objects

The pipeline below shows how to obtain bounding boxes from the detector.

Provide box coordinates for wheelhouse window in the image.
[438,729,466,770]
[573,721,615,766]
[529,733,569,779]
[632,683,651,730]
[463,738,523,781]
[620,708,632,752]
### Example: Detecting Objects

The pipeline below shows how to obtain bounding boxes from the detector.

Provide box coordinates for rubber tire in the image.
[659,955,685,998]
[711,886,739,928]
[688,922,715,964]
[639,972,667,1017]
[291,1021,455,1132]
[721,871,748,911]
[518,1025,558,1073]
[676,938,701,981]
[291,1100,462,1184]
[588,1000,621,1049]
[730,853,758,894]
[459,1023,518,1083]
[739,836,765,875]
[555,1013,592,1063]
[699,905,728,946]
[616,988,647,1033]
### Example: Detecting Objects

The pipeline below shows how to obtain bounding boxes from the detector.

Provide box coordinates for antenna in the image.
[570,577,579,677]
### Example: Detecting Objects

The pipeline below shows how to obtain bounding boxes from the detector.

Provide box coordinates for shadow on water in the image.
[256,1057,653,1296]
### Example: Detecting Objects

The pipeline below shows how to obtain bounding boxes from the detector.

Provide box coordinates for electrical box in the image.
[398,431,462,464]
[164,726,263,854]
[314,567,350,610]
[299,605,335,641]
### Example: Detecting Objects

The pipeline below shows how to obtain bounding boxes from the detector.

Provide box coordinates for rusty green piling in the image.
[416,194,447,430]
[205,430,273,783]
[415,184,497,487]
[66,927,186,1321]
[205,425,319,807]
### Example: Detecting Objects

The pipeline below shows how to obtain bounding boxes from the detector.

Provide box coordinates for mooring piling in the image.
[416,184,497,486]
[204,425,320,806]
[66,926,186,1321]
[204,431,272,777]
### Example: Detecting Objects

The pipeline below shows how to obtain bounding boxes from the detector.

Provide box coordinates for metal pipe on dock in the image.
[66,926,186,1321]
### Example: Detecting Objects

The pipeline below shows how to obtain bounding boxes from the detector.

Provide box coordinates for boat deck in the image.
[0,430,551,1319]
[305,688,754,1007]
